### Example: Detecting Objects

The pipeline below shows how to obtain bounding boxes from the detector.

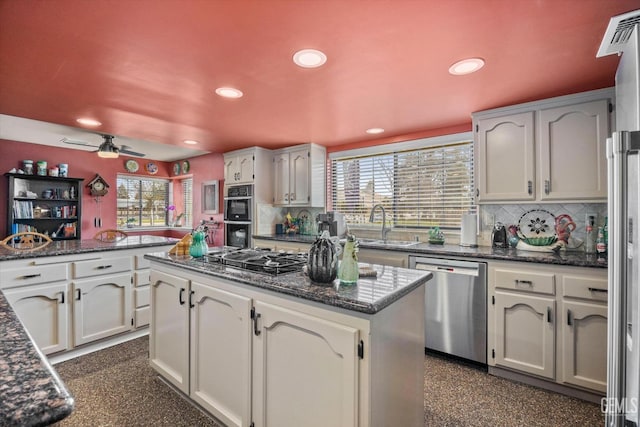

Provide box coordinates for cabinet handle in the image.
[96,265,112,270]
[588,287,608,293]
[290,192,296,201]
[253,312,261,336]
[544,180,550,195]
[59,291,65,304]
[567,309,573,326]
[76,289,81,301]
[189,290,195,308]
[179,288,185,305]
[515,279,533,286]
[527,180,532,195]
[547,307,552,323]
[476,188,479,198]
[284,193,289,202]
[21,273,42,279]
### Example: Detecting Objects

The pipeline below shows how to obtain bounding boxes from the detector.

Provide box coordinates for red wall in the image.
[1,139,225,246]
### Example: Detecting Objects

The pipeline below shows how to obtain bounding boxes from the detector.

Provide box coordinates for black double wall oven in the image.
[224,184,253,248]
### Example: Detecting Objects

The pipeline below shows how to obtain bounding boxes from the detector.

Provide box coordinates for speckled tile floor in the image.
[51,337,604,426]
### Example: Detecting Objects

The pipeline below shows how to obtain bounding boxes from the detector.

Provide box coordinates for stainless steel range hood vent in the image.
[597,9,640,57]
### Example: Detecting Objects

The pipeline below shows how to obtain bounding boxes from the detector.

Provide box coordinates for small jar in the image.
[36,160,47,176]
[49,167,59,177]
[58,164,68,177]
[23,160,34,175]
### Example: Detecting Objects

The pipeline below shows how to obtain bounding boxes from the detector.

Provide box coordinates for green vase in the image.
[338,235,359,286]
[189,230,208,258]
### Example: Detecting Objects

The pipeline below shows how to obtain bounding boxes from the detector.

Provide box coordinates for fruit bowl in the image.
[522,236,557,246]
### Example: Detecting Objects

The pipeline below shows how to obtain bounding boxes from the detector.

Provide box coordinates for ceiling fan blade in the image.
[60,137,99,148]
[119,148,146,157]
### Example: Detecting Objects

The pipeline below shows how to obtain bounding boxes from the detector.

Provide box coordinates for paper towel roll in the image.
[460,214,478,247]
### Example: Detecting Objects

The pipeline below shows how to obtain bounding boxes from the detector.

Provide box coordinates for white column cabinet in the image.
[272,143,326,207]
[494,291,555,379]
[473,88,613,203]
[3,283,69,355]
[476,112,535,201]
[252,300,359,427]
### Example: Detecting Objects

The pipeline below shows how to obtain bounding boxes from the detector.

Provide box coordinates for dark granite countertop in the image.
[0,292,74,426]
[145,252,432,315]
[0,235,178,261]
[253,234,607,269]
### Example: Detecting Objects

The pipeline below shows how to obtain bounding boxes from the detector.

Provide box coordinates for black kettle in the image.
[492,222,508,248]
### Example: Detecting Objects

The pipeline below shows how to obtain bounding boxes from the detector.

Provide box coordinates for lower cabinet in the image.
[3,282,69,355]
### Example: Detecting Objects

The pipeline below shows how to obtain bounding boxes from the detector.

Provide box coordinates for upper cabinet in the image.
[473,88,613,203]
[223,147,273,204]
[272,143,326,207]
[224,149,256,185]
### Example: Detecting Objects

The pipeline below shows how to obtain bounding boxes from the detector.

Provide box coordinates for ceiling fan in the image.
[61,134,146,158]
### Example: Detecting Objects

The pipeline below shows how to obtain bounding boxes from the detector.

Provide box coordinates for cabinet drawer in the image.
[134,269,151,287]
[562,275,608,302]
[494,268,555,295]
[2,264,68,289]
[135,254,151,269]
[72,256,131,278]
[135,306,150,327]
[135,287,150,308]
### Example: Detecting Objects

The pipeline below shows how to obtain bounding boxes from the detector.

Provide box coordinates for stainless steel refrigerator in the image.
[598,9,640,427]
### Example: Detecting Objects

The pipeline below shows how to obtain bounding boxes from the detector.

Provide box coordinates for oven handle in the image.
[224,220,253,225]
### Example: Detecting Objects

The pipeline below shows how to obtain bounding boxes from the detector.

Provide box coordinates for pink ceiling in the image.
[0,0,637,153]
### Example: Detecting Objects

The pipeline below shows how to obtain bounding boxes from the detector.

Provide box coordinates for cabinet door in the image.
[72,273,132,346]
[560,300,607,392]
[494,291,555,379]
[252,301,359,427]
[149,270,190,394]
[476,112,535,201]
[538,99,609,200]
[4,283,69,355]
[273,152,290,205]
[224,156,237,184]
[190,282,252,427]
[237,153,254,184]
[289,148,309,205]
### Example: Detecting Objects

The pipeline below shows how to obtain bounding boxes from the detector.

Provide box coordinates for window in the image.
[181,178,193,226]
[330,135,475,230]
[117,175,170,228]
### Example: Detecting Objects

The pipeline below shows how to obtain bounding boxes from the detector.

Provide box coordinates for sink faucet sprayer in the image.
[369,204,390,242]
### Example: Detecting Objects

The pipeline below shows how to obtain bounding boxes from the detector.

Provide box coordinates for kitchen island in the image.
[146,252,432,427]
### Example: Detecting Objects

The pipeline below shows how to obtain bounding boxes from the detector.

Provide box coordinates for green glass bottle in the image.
[338,235,359,286]
[189,230,208,258]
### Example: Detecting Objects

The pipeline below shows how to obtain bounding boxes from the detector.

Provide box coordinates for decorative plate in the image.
[173,162,181,176]
[145,162,158,175]
[125,159,139,173]
[181,160,190,174]
[517,209,556,240]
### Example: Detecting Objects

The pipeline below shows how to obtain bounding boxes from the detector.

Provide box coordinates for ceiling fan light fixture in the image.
[76,118,102,127]
[215,87,243,98]
[293,49,327,68]
[97,138,119,158]
[449,58,485,75]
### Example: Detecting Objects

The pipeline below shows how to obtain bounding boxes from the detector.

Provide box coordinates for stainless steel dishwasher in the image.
[409,256,487,364]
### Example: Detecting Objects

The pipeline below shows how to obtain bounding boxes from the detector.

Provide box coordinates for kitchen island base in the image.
[148,259,427,427]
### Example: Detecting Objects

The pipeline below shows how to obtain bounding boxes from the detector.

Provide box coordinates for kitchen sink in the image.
[357,238,420,247]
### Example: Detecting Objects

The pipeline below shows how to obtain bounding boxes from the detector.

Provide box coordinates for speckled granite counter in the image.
[0,235,178,261]
[0,292,74,426]
[253,234,608,269]
[145,252,432,314]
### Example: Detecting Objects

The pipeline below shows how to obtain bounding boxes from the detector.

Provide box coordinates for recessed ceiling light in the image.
[76,118,102,126]
[448,58,485,75]
[183,140,198,145]
[366,128,385,134]
[293,49,327,68]
[215,87,243,98]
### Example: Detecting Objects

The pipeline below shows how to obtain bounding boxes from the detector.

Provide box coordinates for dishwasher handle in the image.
[413,263,479,277]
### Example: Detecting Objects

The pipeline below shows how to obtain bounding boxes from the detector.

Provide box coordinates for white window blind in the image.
[116,175,170,228]
[330,141,475,229]
[182,178,193,227]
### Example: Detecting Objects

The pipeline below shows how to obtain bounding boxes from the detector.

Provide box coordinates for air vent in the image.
[597,9,640,57]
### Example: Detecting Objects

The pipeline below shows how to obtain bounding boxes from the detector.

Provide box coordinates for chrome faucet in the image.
[369,204,390,242]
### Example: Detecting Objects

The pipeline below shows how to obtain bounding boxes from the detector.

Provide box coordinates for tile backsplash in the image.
[479,202,607,249]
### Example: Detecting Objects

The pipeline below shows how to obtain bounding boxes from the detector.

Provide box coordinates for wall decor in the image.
[181,160,190,174]
[202,180,219,214]
[145,162,158,175]
[173,162,181,176]
[125,159,139,173]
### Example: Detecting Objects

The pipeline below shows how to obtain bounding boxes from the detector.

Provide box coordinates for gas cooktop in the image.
[205,249,307,276]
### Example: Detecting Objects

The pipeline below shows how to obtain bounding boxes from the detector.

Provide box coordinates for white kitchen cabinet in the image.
[473,88,613,203]
[190,281,252,427]
[538,99,609,200]
[272,143,326,207]
[252,300,359,427]
[475,112,535,201]
[72,272,132,346]
[224,150,255,185]
[132,247,173,328]
[494,291,556,379]
[3,283,69,355]
[149,269,190,393]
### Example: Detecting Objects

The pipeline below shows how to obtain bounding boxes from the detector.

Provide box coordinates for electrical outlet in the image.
[585,213,598,228]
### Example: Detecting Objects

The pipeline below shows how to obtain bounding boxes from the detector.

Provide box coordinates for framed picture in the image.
[202,180,219,214]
